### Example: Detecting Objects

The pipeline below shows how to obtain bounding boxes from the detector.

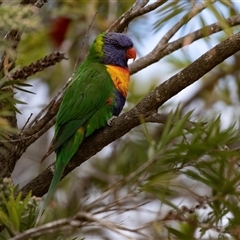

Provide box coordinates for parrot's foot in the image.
[107,116,117,126]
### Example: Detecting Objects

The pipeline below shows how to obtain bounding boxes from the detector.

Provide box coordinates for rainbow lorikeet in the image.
[37,32,136,220]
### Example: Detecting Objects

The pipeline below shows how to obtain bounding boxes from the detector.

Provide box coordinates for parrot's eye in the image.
[114,42,123,50]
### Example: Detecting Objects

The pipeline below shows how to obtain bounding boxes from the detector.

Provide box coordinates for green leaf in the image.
[2,80,32,88]
[206,1,233,36]
[14,86,35,94]
[166,226,194,240]
[154,1,190,32]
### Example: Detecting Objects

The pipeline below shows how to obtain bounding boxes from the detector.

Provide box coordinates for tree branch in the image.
[19,30,240,198]
[159,0,217,44]
[10,52,67,80]
[33,0,48,8]
[108,0,167,33]
[10,211,150,240]
[130,13,240,75]
[18,14,240,153]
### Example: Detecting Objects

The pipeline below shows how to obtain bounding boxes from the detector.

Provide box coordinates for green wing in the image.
[53,61,114,152]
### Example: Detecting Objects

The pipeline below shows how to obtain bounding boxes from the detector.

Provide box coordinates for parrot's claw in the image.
[107,116,117,126]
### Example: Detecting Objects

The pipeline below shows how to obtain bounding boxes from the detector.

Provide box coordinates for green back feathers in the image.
[53,61,114,152]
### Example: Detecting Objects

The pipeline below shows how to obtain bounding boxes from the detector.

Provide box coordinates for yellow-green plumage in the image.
[37,32,136,222]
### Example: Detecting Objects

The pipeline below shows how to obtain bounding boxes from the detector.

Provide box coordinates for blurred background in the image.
[3,0,240,239]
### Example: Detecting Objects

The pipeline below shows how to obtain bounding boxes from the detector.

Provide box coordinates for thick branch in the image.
[17,10,240,149]
[19,14,240,150]
[19,31,240,198]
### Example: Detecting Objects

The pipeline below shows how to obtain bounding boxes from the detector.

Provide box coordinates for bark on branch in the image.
[19,30,240,198]
[16,14,240,154]
[10,52,67,80]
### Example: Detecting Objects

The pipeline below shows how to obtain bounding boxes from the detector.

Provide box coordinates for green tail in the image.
[36,130,84,224]
[36,155,66,224]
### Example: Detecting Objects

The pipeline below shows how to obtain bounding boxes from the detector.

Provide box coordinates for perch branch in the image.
[19,14,240,149]
[19,30,240,198]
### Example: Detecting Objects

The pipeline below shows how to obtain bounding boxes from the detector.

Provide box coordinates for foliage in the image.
[0,178,39,238]
[0,1,39,142]
[0,5,38,31]
[86,111,240,239]
[0,4,39,61]
[0,0,240,240]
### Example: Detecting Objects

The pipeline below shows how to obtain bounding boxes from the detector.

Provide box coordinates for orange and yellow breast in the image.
[105,65,130,97]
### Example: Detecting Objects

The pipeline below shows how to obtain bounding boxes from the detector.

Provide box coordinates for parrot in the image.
[37,32,136,222]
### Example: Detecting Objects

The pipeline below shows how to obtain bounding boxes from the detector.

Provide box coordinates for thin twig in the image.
[10,211,150,240]
[9,218,71,240]
[24,116,56,147]
[74,11,98,72]
[27,76,73,128]
[107,0,143,32]
[85,151,164,211]
[108,0,167,33]
[19,113,33,134]
[34,0,48,8]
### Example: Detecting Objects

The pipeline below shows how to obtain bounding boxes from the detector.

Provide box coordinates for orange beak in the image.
[126,47,136,60]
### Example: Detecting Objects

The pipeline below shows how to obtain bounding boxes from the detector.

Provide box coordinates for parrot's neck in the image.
[105,65,130,97]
